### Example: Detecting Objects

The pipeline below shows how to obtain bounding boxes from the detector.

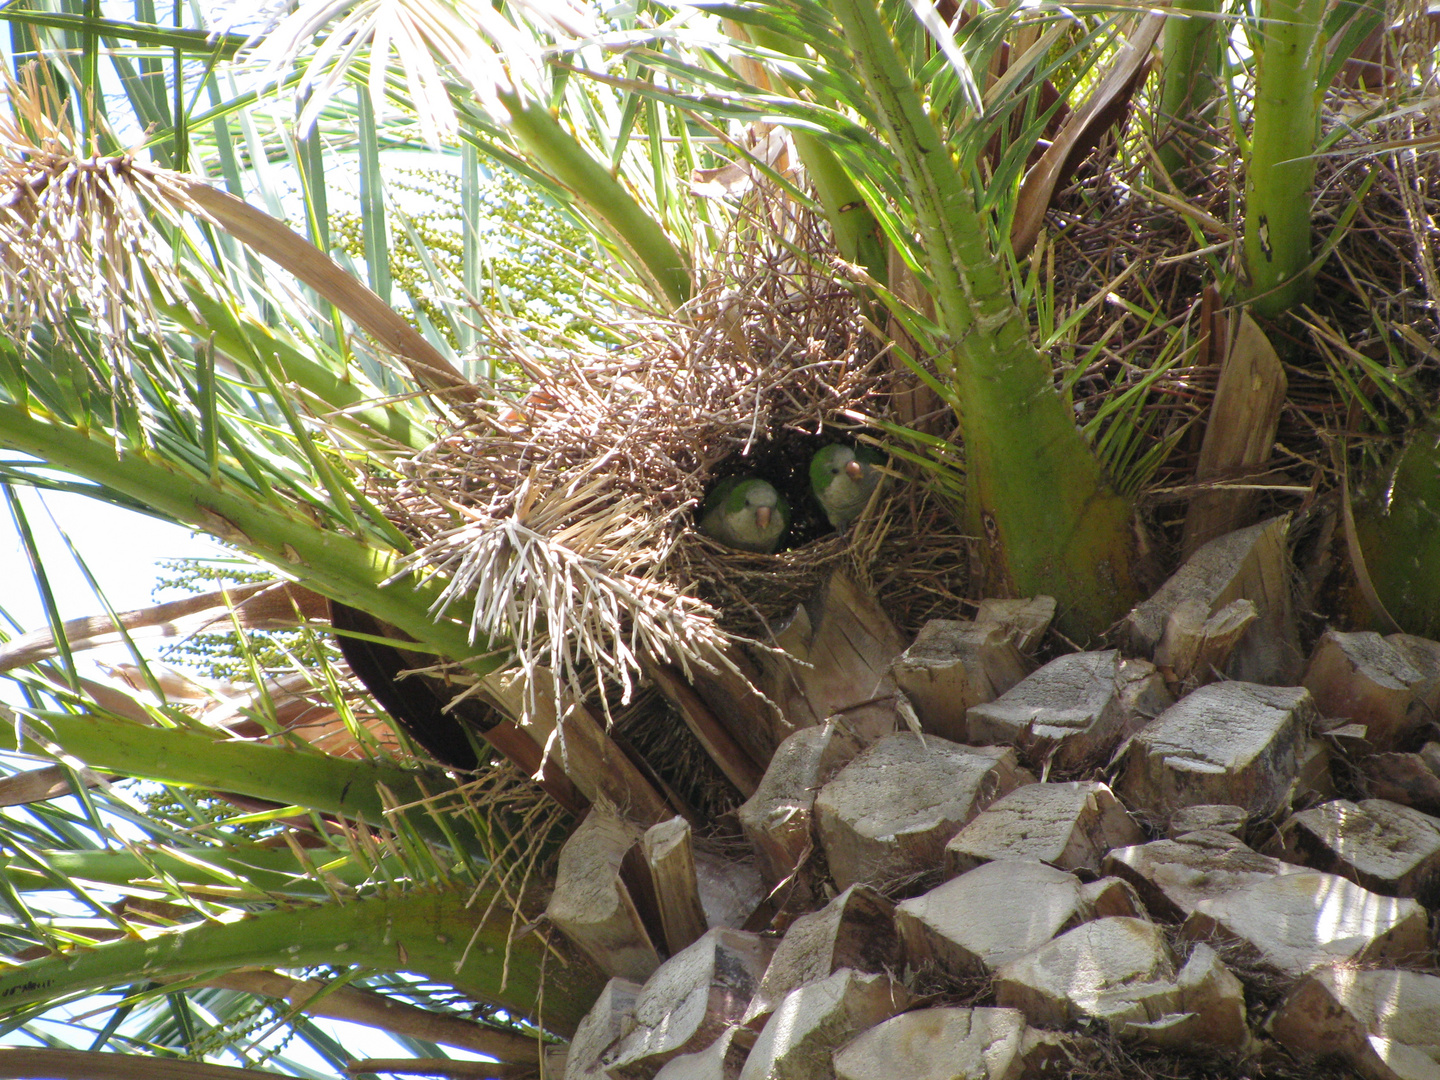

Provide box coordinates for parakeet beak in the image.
[844,460,864,481]
[755,506,772,529]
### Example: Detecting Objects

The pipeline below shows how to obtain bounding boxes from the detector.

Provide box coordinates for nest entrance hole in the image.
[701,428,884,551]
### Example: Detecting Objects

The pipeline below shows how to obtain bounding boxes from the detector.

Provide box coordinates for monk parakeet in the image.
[810,444,884,530]
[700,477,789,553]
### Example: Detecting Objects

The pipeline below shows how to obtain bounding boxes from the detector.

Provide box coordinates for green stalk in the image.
[0,403,498,678]
[0,888,606,1037]
[1244,0,1325,315]
[3,845,386,899]
[501,94,691,309]
[827,0,1141,638]
[357,89,392,306]
[0,9,247,56]
[790,128,889,285]
[739,23,888,284]
[1155,0,1222,186]
[14,712,474,853]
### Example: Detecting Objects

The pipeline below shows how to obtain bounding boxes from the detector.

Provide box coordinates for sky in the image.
[0,486,230,636]
[0,485,236,715]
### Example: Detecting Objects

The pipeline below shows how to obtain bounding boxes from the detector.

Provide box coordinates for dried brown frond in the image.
[0,63,190,376]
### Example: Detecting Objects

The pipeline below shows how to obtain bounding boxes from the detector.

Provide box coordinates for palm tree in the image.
[1,0,1438,1073]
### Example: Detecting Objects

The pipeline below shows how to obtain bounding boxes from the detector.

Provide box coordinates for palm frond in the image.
[248,0,596,141]
[0,65,192,375]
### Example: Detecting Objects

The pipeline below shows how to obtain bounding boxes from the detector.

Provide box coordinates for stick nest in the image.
[380,200,966,730]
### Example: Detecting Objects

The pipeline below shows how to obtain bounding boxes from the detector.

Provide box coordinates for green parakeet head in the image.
[810,444,884,529]
[700,476,789,553]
